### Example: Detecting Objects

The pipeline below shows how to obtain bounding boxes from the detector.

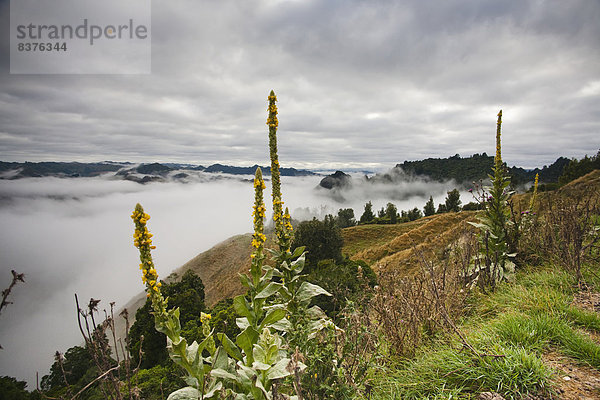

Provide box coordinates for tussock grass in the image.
[372,339,552,400]
[491,312,600,368]
[565,306,600,332]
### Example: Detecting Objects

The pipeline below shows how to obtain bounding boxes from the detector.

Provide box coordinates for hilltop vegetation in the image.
[396,153,571,185]
[318,151,597,198]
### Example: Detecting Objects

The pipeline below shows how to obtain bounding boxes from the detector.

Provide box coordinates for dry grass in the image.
[341,220,427,258]
[174,233,281,307]
[341,212,478,274]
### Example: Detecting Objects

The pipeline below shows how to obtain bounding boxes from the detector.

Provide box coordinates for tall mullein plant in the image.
[470,111,515,288]
[131,205,225,400]
[212,168,295,399]
[266,91,332,353]
[267,90,293,252]
[529,173,539,212]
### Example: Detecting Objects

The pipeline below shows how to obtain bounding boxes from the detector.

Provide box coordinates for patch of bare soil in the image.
[534,291,600,399]
[572,291,600,313]
[542,351,600,400]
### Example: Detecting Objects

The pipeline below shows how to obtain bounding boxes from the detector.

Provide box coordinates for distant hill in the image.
[396,153,570,184]
[317,154,571,194]
[0,161,123,178]
[0,161,317,181]
[202,163,315,176]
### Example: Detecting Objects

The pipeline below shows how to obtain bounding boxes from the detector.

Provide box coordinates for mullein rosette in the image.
[130,92,335,399]
[131,204,224,399]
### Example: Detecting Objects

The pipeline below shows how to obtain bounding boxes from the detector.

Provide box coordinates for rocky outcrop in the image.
[319,170,352,189]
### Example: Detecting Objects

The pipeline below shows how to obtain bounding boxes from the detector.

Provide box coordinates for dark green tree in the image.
[436,203,447,214]
[0,376,39,400]
[291,215,343,272]
[336,208,356,228]
[208,298,240,341]
[41,346,94,392]
[424,196,435,216]
[400,210,409,222]
[308,259,377,319]
[407,207,423,221]
[377,207,386,218]
[385,202,398,224]
[444,189,462,212]
[134,365,186,400]
[558,150,600,185]
[359,201,375,224]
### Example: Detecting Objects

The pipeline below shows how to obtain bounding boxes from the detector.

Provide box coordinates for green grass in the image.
[366,263,600,400]
[565,306,600,332]
[371,340,553,400]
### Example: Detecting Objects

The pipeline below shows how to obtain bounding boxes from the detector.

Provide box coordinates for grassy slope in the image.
[342,211,479,275]
[365,170,600,399]
[116,234,257,339]
[173,233,254,307]
[367,262,600,399]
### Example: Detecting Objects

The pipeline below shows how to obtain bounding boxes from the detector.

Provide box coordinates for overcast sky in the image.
[1,0,599,170]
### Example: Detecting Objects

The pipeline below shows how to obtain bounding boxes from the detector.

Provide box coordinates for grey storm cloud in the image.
[0,0,599,169]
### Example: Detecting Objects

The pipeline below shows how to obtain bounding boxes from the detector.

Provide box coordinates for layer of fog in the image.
[296,172,466,220]
[0,173,471,385]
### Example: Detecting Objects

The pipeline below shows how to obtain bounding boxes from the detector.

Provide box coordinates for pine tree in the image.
[444,189,462,212]
[360,201,375,224]
[424,196,435,216]
[385,202,398,224]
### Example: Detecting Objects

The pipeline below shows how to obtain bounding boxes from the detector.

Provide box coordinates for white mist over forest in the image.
[0,173,469,385]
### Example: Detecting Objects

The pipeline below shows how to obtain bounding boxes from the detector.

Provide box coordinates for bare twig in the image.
[70,365,120,400]
[0,270,25,314]
[418,249,504,359]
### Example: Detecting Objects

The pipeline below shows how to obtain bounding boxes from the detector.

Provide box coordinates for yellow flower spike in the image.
[495,110,503,169]
[131,203,166,300]
[265,91,294,251]
[529,173,539,211]
[200,312,212,323]
[251,168,266,258]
